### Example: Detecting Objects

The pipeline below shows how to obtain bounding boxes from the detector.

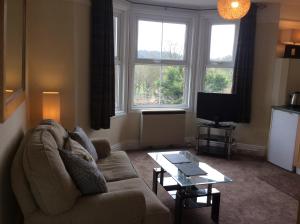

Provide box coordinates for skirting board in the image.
[111,137,266,157]
[184,136,266,157]
[111,140,140,151]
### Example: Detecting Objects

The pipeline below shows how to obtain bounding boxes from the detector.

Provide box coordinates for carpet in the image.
[127,149,298,224]
[259,171,300,200]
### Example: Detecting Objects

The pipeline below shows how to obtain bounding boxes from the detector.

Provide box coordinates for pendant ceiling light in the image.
[217,0,251,20]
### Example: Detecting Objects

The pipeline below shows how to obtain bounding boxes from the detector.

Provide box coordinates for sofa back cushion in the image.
[23,128,80,215]
[11,130,38,217]
[39,119,68,149]
[70,127,98,161]
[65,138,94,162]
[60,149,108,195]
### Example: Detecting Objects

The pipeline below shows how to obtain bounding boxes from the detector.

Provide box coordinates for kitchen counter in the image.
[272,105,300,115]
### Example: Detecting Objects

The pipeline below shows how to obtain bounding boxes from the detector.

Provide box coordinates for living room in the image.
[1,0,300,223]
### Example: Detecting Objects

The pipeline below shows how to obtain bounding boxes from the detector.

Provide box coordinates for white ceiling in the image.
[129,0,300,9]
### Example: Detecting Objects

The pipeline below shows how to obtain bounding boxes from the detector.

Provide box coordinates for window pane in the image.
[137,20,187,61]
[138,20,162,59]
[133,65,185,106]
[133,65,160,105]
[203,68,233,94]
[115,64,121,110]
[209,24,235,62]
[114,16,118,58]
[162,23,186,60]
[160,66,185,104]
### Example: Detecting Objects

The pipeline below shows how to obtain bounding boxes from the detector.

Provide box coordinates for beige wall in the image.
[234,4,280,147]
[82,3,280,150]
[27,0,77,130]
[27,0,281,151]
[280,3,300,21]
[0,102,26,224]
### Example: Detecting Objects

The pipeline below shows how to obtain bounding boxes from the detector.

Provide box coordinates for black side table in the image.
[196,122,235,159]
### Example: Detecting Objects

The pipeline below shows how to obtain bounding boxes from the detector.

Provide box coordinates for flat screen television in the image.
[197,92,238,126]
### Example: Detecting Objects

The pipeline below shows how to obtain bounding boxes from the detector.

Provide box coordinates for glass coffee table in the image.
[148,150,232,224]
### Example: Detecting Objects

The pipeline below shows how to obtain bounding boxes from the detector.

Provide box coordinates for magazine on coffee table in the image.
[175,163,207,176]
[163,153,191,164]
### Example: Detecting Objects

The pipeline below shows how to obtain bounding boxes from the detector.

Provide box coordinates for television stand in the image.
[196,122,236,159]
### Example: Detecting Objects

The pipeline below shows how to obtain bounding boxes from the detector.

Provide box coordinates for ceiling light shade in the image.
[218,0,251,20]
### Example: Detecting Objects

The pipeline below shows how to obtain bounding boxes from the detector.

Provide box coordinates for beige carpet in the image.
[259,172,300,200]
[127,149,298,224]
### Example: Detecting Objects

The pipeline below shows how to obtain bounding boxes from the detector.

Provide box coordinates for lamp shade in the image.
[292,30,300,45]
[280,29,300,45]
[218,0,251,20]
[42,92,60,122]
[280,29,293,45]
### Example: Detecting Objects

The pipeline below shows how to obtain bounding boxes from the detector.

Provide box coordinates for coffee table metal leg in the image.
[207,184,212,205]
[160,168,164,186]
[152,169,159,194]
[175,190,183,224]
[211,192,221,223]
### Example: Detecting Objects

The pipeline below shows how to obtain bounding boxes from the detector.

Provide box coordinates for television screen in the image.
[197,92,238,124]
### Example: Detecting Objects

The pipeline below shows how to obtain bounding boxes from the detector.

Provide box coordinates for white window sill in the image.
[130,107,189,113]
[113,111,127,119]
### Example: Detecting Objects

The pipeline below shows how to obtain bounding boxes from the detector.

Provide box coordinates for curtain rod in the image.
[124,0,267,12]
[124,0,216,11]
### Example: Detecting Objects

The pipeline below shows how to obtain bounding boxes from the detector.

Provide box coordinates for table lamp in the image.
[42,91,60,122]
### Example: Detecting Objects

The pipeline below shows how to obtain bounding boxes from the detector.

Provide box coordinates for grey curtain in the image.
[90,0,115,130]
[232,4,258,123]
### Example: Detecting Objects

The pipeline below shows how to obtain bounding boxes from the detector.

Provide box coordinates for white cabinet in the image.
[268,109,299,171]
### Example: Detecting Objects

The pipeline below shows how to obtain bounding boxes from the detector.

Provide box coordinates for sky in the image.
[137,20,236,61]
[138,20,186,58]
[210,24,236,61]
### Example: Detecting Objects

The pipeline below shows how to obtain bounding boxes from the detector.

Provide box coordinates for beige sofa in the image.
[11,122,170,224]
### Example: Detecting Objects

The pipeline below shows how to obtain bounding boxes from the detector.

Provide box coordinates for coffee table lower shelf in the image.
[152,168,221,224]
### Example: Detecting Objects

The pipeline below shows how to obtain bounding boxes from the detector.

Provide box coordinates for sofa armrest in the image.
[91,139,111,159]
[73,190,146,224]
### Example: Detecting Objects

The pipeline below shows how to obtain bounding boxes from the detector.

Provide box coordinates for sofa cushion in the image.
[65,138,94,162]
[23,128,80,215]
[39,119,68,149]
[97,151,138,182]
[59,149,108,195]
[107,178,170,224]
[11,130,38,217]
[70,127,98,161]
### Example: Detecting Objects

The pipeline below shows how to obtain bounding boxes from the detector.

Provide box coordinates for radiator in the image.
[140,110,186,148]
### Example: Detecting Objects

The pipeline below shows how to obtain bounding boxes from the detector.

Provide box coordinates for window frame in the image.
[129,13,194,110]
[201,18,240,94]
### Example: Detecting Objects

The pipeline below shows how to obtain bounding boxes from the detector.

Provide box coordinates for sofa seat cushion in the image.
[23,128,80,215]
[97,151,138,182]
[107,178,170,224]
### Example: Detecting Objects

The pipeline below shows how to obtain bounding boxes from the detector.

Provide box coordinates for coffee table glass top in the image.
[148,150,232,187]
